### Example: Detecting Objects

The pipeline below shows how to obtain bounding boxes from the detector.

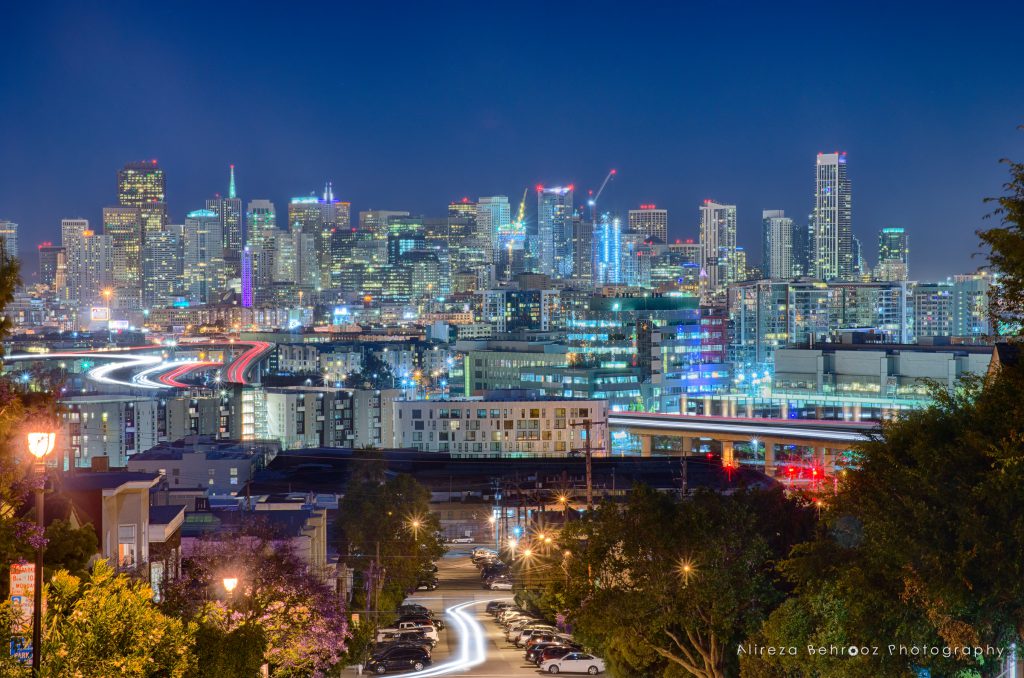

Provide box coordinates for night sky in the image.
[2,1,1022,281]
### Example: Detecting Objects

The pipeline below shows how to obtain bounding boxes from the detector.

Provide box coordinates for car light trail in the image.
[88,354,163,388]
[223,341,271,384]
[609,415,873,444]
[157,361,222,388]
[390,598,504,677]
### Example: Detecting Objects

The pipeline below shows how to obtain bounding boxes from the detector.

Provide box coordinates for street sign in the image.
[9,564,33,633]
[9,563,34,661]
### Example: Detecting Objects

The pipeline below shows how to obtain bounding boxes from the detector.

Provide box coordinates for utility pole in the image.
[571,419,607,510]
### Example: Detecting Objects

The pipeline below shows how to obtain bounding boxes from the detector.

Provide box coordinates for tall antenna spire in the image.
[229,164,237,199]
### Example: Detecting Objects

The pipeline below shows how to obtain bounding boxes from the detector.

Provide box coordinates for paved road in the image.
[352,543,543,677]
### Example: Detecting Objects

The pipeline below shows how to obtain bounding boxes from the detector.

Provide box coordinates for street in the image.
[354,543,542,677]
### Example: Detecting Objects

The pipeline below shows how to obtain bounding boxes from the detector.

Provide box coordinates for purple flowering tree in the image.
[161,518,349,677]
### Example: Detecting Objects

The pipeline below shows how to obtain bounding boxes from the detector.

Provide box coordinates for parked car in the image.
[516,627,560,647]
[449,536,474,543]
[397,604,433,617]
[415,576,438,591]
[541,652,606,674]
[514,624,558,645]
[374,630,434,651]
[396,614,445,631]
[528,642,579,664]
[365,645,432,674]
[536,645,580,666]
[489,579,513,591]
[377,623,438,643]
[486,601,514,615]
[525,632,574,651]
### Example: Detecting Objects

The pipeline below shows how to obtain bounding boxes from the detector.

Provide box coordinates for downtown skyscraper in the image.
[628,205,668,244]
[117,160,168,239]
[699,200,738,302]
[536,185,574,277]
[476,196,511,263]
[811,152,852,281]
[762,210,794,280]
[874,226,910,281]
[206,165,243,276]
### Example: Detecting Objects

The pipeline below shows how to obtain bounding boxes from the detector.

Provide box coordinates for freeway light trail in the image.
[391,598,504,677]
[158,361,221,388]
[88,354,163,388]
[223,341,272,384]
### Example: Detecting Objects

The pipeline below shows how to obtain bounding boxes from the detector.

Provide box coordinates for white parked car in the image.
[489,580,513,590]
[541,652,607,674]
[449,536,474,543]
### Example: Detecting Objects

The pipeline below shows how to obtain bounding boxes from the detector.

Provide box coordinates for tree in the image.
[39,518,99,579]
[0,560,196,678]
[555,485,813,678]
[979,144,1024,333]
[744,370,1024,678]
[336,473,446,614]
[349,351,394,390]
[160,520,349,678]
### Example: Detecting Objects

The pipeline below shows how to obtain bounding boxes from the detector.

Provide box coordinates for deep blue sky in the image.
[2,1,1023,282]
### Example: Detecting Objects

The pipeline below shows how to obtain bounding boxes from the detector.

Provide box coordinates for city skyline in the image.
[2,3,1023,281]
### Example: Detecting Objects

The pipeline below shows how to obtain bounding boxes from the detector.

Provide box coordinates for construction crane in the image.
[500,188,530,281]
[587,168,617,224]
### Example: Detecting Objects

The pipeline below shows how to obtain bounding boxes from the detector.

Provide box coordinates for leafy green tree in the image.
[979,146,1024,333]
[337,473,446,613]
[556,485,813,678]
[8,560,197,678]
[744,370,1024,678]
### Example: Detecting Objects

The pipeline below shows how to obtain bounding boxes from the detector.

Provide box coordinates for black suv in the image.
[366,645,431,674]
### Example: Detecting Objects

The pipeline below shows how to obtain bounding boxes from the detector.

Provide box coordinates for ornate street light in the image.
[27,429,55,674]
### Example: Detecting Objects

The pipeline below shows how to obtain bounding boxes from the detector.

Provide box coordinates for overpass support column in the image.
[721,440,735,467]
[763,439,776,476]
[780,400,788,419]
[746,401,754,418]
[729,400,737,418]
[703,396,711,416]
[823,447,838,472]
[640,435,652,457]
[679,394,689,416]
[853,404,862,421]
[680,437,694,455]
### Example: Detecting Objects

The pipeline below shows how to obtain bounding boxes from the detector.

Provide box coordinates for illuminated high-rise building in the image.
[593,213,622,285]
[206,165,243,275]
[359,210,409,265]
[628,205,668,244]
[811,152,852,281]
[80,229,114,306]
[570,215,593,284]
[536,186,574,277]
[448,199,488,274]
[241,247,253,308]
[874,226,909,281]
[142,230,182,308]
[762,210,794,280]
[182,209,225,303]
[117,160,167,239]
[0,220,17,260]
[246,199,276,239]
[476,196,511,261]
[60,218,90,303]
[38,243,63,288]
[699,200,738,302]
[103,206,143,306]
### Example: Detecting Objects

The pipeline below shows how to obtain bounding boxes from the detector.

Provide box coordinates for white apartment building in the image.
[383,394,609,458]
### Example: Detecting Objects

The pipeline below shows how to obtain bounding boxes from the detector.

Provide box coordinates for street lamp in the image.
[27,429,55,675]
[223,577,238,594]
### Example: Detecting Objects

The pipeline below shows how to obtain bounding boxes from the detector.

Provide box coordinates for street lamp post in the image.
[27,430,55,675]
